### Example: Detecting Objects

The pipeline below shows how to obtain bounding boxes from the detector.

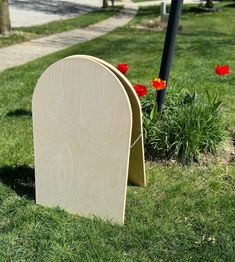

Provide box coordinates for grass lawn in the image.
[0,2,235,261]
[132,0,156,2]
[0,6,121,48]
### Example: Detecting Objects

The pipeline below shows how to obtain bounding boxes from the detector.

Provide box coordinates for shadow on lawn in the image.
[9,0,96,16]
[224,3,235,8]
[179,30,229,38]
[0,165,35,200]
[7,109,32,118]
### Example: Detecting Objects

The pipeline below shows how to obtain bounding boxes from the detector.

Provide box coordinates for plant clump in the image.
[141,88,227,163]
[116,63,230,164]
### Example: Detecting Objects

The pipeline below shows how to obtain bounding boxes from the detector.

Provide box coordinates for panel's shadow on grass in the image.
[7,109,32,118]
[0,166,35,200]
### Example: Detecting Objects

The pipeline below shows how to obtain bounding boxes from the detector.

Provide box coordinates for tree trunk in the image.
[103,0,108,8]
[205,0,214,8]
[0,0,11,35]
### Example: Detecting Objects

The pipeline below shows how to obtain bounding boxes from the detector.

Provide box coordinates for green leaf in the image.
[150,103,157,121]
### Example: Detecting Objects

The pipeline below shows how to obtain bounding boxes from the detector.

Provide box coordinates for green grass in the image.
[129,3,235,127]
[0,6,121,48]
[0,2,235,261]
[1,164,234,261]
[132,0,157,2]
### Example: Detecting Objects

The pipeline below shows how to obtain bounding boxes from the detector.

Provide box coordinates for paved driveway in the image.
[9,0,103,27]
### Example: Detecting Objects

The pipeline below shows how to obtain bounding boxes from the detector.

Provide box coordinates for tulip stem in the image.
[156,0,184,112]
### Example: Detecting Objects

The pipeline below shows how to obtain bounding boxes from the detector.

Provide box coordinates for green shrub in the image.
[141,88,227,163]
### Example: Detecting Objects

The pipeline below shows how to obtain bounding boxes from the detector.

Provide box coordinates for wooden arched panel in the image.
[72,55,146,187]
[33,56,132,224]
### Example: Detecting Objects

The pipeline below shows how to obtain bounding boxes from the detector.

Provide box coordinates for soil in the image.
[132,17,183,32]
[199,135,235,166]
[132,17,168,32]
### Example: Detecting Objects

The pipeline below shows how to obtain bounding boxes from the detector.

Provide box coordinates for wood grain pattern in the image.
[72,55,146,187]
[33,57,133,224]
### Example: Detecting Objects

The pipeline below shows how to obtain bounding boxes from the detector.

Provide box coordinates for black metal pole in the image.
[156,0,184,112]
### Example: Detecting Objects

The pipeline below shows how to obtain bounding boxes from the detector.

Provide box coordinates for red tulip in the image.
[215,64,231,75]
[133,84,147,97]
[117,64,128,74]
[151,78,166,90]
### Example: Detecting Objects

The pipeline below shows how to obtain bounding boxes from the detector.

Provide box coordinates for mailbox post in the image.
[156,0,184,112]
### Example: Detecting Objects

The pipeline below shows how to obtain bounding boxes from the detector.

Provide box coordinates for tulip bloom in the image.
[215,65,231,76]
[152,78,166,90]
[117,64,128,74]
[133,84,147,97]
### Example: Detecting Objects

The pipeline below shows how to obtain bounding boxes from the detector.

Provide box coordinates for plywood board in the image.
[70,55,146,187]
[33,57,133,224]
